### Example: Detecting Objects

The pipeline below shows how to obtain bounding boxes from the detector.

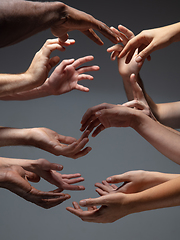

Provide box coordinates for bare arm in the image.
[0,0,120,48]
[66,176,180,223]
[107,25,180,129]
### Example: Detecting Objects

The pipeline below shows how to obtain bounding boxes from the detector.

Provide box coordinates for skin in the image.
[118,22,180,63]
[108,25,180,129]
[0,127,92,159]
[0,0,121,48]
[66,173,180,223]
[0,157,85,191]
[0,156,88,209]
[0,38,100,99]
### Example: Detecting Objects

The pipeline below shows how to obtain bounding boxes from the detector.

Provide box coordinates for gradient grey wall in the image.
[0,0,180,239]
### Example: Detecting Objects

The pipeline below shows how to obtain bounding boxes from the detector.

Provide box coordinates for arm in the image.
[119,22,180,63]
[80,103,180,165]
[0,161,70,209]
[0,38,75,97]
[66,176,180,223]
[0,126,91,158]
[0,55,99,100]
[0,0,120,47]
[107,25,180,129]
[96,170,180,194]
[0,157,85,191]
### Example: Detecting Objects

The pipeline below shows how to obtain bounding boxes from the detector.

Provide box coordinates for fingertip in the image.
[79,200,86,207]
[106,177,111,182]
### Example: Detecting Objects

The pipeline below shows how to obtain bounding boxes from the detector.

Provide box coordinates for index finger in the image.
[83,20,121,45]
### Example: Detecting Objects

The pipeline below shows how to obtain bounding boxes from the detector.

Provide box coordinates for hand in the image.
[66,192,129,223]
[23,158,85,192]
[122,74,156,120]
[118,24,177,63]
[107,25,145,77]
[51,5,121,45]
[80,103,134,137]
[0,165,70,209]
[44,55,99,95]
[25,38,75,90]
[29,127,92,158]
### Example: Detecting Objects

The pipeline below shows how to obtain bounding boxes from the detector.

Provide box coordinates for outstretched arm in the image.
[0,126,91,159]
[0,55,99,100]
[0,0,120,48]
[107,25,180,129]
[66,176,180,223]
[118,22,180,63]
[0,38,75,97]
[0,157,85,191]
[0,159,70,209]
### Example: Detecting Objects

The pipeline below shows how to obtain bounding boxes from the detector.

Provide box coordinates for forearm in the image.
[129,176,180,214]
[0,127,32,147]
[0,79,52,100]
[132,111,180,164]
[0,0,66,47]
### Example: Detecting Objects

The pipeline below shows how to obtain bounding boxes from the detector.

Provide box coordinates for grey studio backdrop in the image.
[0,0,180,239]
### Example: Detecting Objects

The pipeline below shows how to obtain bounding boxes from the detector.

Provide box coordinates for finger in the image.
[75,83,90,93]
[58,33,69,43]
[122,100,145,110]
[106,174,128,183]
[64,184,85,191]
[86,118,101,134]
[61,173,82,179]
[136,43,154,62]
[91,124,105,137]
[110,26,128,45]
[57,135,77,144]
[95,188,108,196]
[81,103,111,125]
[72,55,94,69]
[49,56,60,69]
[125,48,137,63]
[56,59,75,74]
[119,36,139,59]
[25,171,40,183]
[63,177,85,184]
[82,28,104,45]
[77,65,100,74]
[91,21,121,44]
[79,196,107,207]
[59,38,75,46]
[80,115,100,132]
[73,146,92,159]
[107,44,123,53]
[117,25,135,39]
[77,130,91,142]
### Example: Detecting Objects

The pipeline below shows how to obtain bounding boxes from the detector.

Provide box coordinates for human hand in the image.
[0,165,70,209]
[44,55,99,95]
[22,158,85,192]
[122,74,156,120]
[25,38,75,90]
[28,127,92,158]
[51,5,121,45]
[118,24,176,63]
[66,192,130,223]
[80,103,134,137]
[107,25,144,78]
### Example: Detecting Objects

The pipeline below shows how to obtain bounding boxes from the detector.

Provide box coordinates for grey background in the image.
[0,0,180,239]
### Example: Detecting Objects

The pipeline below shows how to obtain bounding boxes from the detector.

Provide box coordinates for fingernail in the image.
[95,111,101,117]
[106,177,111,182]
[136,55,142,62]
[79,200,86,206]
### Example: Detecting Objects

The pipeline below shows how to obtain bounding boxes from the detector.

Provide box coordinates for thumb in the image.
[136,43,154,62]
[79,195,108,207]
[106,174,128,184]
